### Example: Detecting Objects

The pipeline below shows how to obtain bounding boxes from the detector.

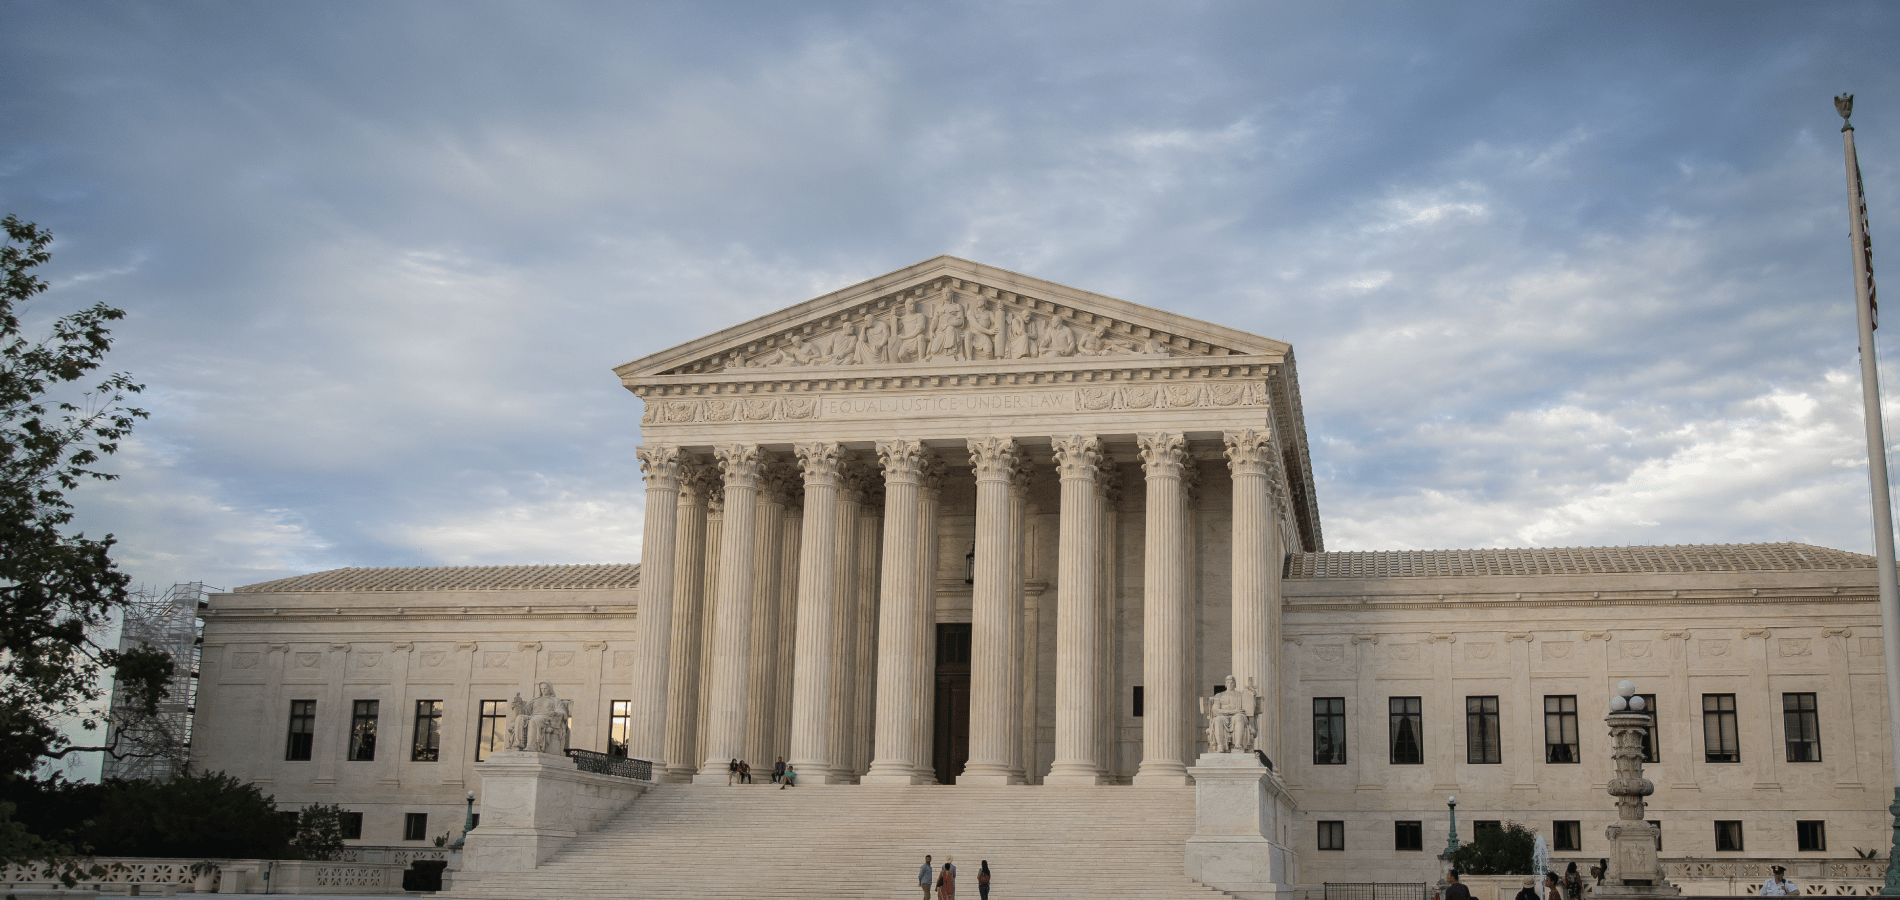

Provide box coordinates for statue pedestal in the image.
[1184,752,1298,900]
[448,751,648,889]
[1594,821,1681,900]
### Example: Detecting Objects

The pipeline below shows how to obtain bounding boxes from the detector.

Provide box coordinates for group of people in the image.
[723,757,800,788]
[1448,860,1800,900]
[918,854,992,900]
[749,293,1170,369]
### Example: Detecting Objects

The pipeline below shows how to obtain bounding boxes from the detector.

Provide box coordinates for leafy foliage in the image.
[0,772,295,860]
[1451,821,1537,876]
[0,214,152,779]
[291,804,347,861]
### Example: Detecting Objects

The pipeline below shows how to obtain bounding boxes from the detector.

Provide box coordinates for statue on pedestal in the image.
[1198,675,1261,754]
[504,681,572,754]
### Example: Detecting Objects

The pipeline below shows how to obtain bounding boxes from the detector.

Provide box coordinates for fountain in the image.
[1533,834,1551,886]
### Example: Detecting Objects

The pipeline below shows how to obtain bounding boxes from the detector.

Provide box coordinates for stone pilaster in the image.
[628,445,684,764]
[826,462,866,780]
[1046,433,1104,784]
[851,482,883,777]
[1224,429,1276,751]
[772,500,801,762]
[1006,465,1032,784]
[961,436,1023,784]
[1135,431,1191,785]
[741,463,787,768]
[787,442,844,782]
[912,455,946,782]
[695,444,764,781]
[865,440,927,783]
[661,463,712,782]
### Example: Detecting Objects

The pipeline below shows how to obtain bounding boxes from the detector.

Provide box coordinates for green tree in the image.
[70,773,297,860]
[1451,822,1538,876]
[291,804,348,861]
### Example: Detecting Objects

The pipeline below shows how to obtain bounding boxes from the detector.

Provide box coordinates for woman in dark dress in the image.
[978,861,991,900]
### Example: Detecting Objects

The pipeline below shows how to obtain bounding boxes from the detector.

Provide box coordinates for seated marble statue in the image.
[1199,675,1261,754]
[505,681,572,754]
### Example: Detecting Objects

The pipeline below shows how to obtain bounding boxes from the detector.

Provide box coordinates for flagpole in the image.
[1839,94,1900,895]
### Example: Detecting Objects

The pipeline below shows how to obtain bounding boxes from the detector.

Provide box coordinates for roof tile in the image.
[233,563,640,594]
[1285,543,1872,579]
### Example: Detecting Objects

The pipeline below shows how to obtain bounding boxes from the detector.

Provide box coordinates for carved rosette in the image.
[794,441,845,487]
[1137,432,1188,478]
[713,444,764,488]
[1222,429,1274,477]
[636,444,685,490]
[876,439,927,485]
[1051,435,1101,481]
[966,437,1023,484]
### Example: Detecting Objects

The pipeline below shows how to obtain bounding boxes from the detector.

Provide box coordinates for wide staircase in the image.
[448,781,1233,899]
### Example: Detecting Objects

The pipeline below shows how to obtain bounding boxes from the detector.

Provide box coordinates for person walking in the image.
[772,757,786,784]
[1544,872,1563,900]
[1444,872,1471,900]
[936,856,956,900]
[780,764,797,788]
[977,861,991,900]
[727,758,739,786]
[918,855,934,900]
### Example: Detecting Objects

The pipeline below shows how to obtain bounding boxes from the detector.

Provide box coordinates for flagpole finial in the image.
[1837,93,1855,131]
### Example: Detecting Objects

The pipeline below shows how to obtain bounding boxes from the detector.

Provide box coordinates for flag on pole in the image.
[1849,118,1879,328]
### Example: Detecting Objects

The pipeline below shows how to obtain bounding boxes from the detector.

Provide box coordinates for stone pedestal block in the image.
[454,751,648,880]
[1184,752,1297,900]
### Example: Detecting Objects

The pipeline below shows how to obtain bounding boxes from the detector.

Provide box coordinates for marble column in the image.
[1046,433,1105,784]
[851,483,883,777]
[1006,465,1032,784]
[772,500,802,763]
[865,439,927,784]
[662,463,713,782]
[1135,431,1191,785]
[912,455,946,782]
[961,436,1023,784]
[1224,429,1275,739]
[696,444,764,781]
[693,488,724,766]
[787,442,844,783]
[827,463,866,781]
[628,445,684,764]
[1093,462,1121,781]
[741,464,788,768]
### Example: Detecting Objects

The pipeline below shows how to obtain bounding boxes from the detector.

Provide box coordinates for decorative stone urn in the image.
[1595,681,1680,900]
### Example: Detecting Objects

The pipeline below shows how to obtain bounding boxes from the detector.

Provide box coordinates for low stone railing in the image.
[335,845,451,868]
[1456,860,1884,900]
[1,855,422,896]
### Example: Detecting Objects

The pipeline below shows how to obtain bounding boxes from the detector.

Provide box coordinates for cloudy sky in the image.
[5,1,1899,598]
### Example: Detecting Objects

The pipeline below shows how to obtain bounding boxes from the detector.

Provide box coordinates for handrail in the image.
[566,748,655,781]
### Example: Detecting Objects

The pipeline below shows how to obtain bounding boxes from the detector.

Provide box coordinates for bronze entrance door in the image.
[932,623,972,784]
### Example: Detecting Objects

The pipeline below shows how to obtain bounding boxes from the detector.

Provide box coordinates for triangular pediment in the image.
[614,256,1290,380]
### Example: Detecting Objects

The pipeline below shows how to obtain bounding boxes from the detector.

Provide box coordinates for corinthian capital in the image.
[794,441,845,485]
[1137,432,1188,477]
[966,436,1022,482]
[877,439,926,483]
[918,453,947,501]
[714,443,764,488]
[678,458,720,505]
[1223,429,1275,477]
[635,444,685,490]
[1050,434,1101,481]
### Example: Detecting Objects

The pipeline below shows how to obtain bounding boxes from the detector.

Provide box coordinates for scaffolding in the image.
[101,582,213,782]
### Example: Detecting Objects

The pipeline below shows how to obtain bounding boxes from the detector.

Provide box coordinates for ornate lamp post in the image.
[1443,795,1460,858]
[1598,680,1678,899]
[449,790,476,850]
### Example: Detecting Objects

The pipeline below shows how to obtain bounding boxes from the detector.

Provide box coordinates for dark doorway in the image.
[933,623,972,784]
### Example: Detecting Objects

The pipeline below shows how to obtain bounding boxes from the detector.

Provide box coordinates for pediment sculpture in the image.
[745,289,1177,370]
[504,680,572,754]
[1199,675,1262,754]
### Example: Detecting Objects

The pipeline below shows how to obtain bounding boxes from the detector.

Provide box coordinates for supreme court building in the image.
[194,256,1896,887]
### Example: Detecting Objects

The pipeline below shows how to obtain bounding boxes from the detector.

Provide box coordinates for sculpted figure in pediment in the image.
[860,312,895,365]
[967,299,1000,360]
[752,332,823,368]
[1003,306,1033,359]
[826,322,863,365]
[926,297,968,360]
[1038,315,1079,357]
[894,299,928,363]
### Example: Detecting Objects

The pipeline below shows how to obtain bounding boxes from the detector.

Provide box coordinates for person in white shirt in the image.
[1760,866,1798,896]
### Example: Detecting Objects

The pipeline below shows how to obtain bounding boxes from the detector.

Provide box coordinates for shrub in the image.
[1451,821,1537,876]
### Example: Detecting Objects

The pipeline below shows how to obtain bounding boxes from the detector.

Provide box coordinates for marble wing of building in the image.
[194,256,1892,894]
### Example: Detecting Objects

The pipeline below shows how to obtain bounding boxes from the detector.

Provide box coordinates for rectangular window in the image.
[1313,698,1347,765]
[608,700,631,757]
[1703,694,1740,763]
[340,811,363,841]
[1638,695,1659,763]
[1475,820,1502,838]
[1132,686,1144,718]
[1318,820,1345,850]
[411,700,442,762]
[1545,695,1580,764]
[285,700,316,761]
[1395,821,1422,852]
[1783,693,1822,762]
[1389,697,1423,764]
[476,700,508,761]
[403,813,428,842]
[1714,820,1744,852]
[1797,820,1826,852]
[1466,696,1501,764]
[1553,820,1581,852]
[1649,820,1662,851]
[348,700,379,761]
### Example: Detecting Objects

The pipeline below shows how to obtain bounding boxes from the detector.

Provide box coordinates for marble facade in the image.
[192,257,1897,889]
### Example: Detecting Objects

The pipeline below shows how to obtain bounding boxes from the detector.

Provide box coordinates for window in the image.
[1797,820,1827,852]
[1318,821,1345,850]
[476,700,508,761]
[1132,686,1144,718]
[1638,695,1659,763]
[412,700,442,762]
[403,813,428,842]
[1784,693,1822,762]
[285,700,316,761]
[348,700,379,762]
[1544,695,1580,764]
[1553,820,1581,852]
[1714,820,1744,852]
[1313,698,1347,765]
[1466,696,1501,764]
[1475,820,1502,838]
[608,700,632,757]
[1703,694,1739,763]
[1389,697,1423,764]
[340,812,363,841]
[1649,820,1663,851]
[1395,821,1422,852]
